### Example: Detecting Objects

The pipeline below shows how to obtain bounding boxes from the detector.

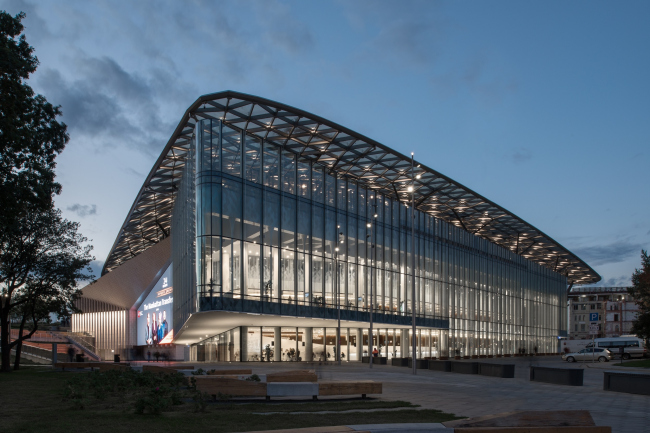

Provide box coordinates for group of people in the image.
[145,310,168,345]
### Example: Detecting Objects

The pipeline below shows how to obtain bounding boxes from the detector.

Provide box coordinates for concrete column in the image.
[346,328,351,362]
[241,326,249,362]
[392,329,397,358]
[401,329,408,357]
[356,328,363,361]
[51,343,58,364]
[304,327,313,361]
[274,327,281,361]
[183,345,190,361]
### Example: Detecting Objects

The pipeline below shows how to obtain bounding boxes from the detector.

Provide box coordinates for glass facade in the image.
[174,118,568,360]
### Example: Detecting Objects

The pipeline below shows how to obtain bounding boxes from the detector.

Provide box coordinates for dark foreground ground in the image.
[0,366,458,433]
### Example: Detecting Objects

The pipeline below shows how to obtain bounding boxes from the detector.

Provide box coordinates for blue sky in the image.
[3,0,648,286]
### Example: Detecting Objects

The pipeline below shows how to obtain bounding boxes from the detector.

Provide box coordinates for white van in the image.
[587,337,647,359]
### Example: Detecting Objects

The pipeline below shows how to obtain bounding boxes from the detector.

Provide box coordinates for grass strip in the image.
[614,359,650,368]
[214,400,417,413]
[4,408,459,433]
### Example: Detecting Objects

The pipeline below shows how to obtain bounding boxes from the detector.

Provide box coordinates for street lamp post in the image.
[411,152,417,375]
[336,231,343,366]
[367,220,373,368]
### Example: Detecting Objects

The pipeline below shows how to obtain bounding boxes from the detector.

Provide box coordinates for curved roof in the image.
[102,91,600,285]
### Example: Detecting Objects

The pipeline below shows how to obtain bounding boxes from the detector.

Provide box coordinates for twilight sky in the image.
[3,0,649,286]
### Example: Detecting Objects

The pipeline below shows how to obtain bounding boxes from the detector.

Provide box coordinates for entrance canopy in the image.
[173,310,435,345]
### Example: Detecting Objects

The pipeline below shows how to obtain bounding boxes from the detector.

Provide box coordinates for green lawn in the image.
[614,358,650,368]
[0,368,460,433]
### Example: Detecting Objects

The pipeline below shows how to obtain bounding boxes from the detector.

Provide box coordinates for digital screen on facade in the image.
[137,265,173,346]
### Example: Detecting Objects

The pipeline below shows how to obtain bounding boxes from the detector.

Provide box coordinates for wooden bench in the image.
[143,365,188,374]
[54,362,101,370]
[318,381,382,398]
[266,369,317,383]
[54,362,131,372]
[194,376,381,400]
[97,363,131,372]
[206,369,252,375]
[194,376,267,397]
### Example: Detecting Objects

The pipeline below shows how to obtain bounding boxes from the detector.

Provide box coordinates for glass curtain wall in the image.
[188,118,568,358]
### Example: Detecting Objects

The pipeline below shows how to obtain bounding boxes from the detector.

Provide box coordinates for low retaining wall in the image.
[478,362,515,378]
[407,359,429,369]
[391,357,409,367]
[530,366,583,386]
[428,360,452,372]
[603,371,650,395]
[451,361,479,374]
[362,356,387,365]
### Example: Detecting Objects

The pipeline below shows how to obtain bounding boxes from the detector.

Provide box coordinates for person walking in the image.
[67,346,75,362]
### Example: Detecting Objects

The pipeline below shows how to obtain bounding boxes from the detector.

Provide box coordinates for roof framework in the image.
[102,91,600,285]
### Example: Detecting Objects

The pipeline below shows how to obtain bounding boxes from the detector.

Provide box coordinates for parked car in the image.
[586,337,647,360]
[562,348,611,363]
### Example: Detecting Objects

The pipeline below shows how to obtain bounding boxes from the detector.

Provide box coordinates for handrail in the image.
[65,333,101,361]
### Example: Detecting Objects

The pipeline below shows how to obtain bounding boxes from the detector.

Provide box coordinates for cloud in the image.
[122,167,144,178]
[512,147,532,163]
[599,275,631,287]
[67,204,97,217]
[36,57,177,155]
[343,1,445,71]
[1,0,51,41]
[573,240,646,267]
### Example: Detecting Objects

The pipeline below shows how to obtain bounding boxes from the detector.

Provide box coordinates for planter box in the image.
[603,371,650,395]
[391,357,409,367]
[362,356,387,365]
[407,359,429,369]
[450,361,479,374]
[478,362,515,378]
[428,360,452,372]
[530,366,583,386]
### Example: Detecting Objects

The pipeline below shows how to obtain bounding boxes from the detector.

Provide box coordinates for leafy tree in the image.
[628,250,650,341]
[0,11,93,372]
[0,208,94,371]
[0,10,68,233]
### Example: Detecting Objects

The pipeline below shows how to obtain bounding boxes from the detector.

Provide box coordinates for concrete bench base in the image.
[530,366,583,386]
[604,371,650,395]
[267,382,319,397]
[478,363,515,378]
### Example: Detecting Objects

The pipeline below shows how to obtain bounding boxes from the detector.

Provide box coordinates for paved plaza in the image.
[183,356,650,433]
